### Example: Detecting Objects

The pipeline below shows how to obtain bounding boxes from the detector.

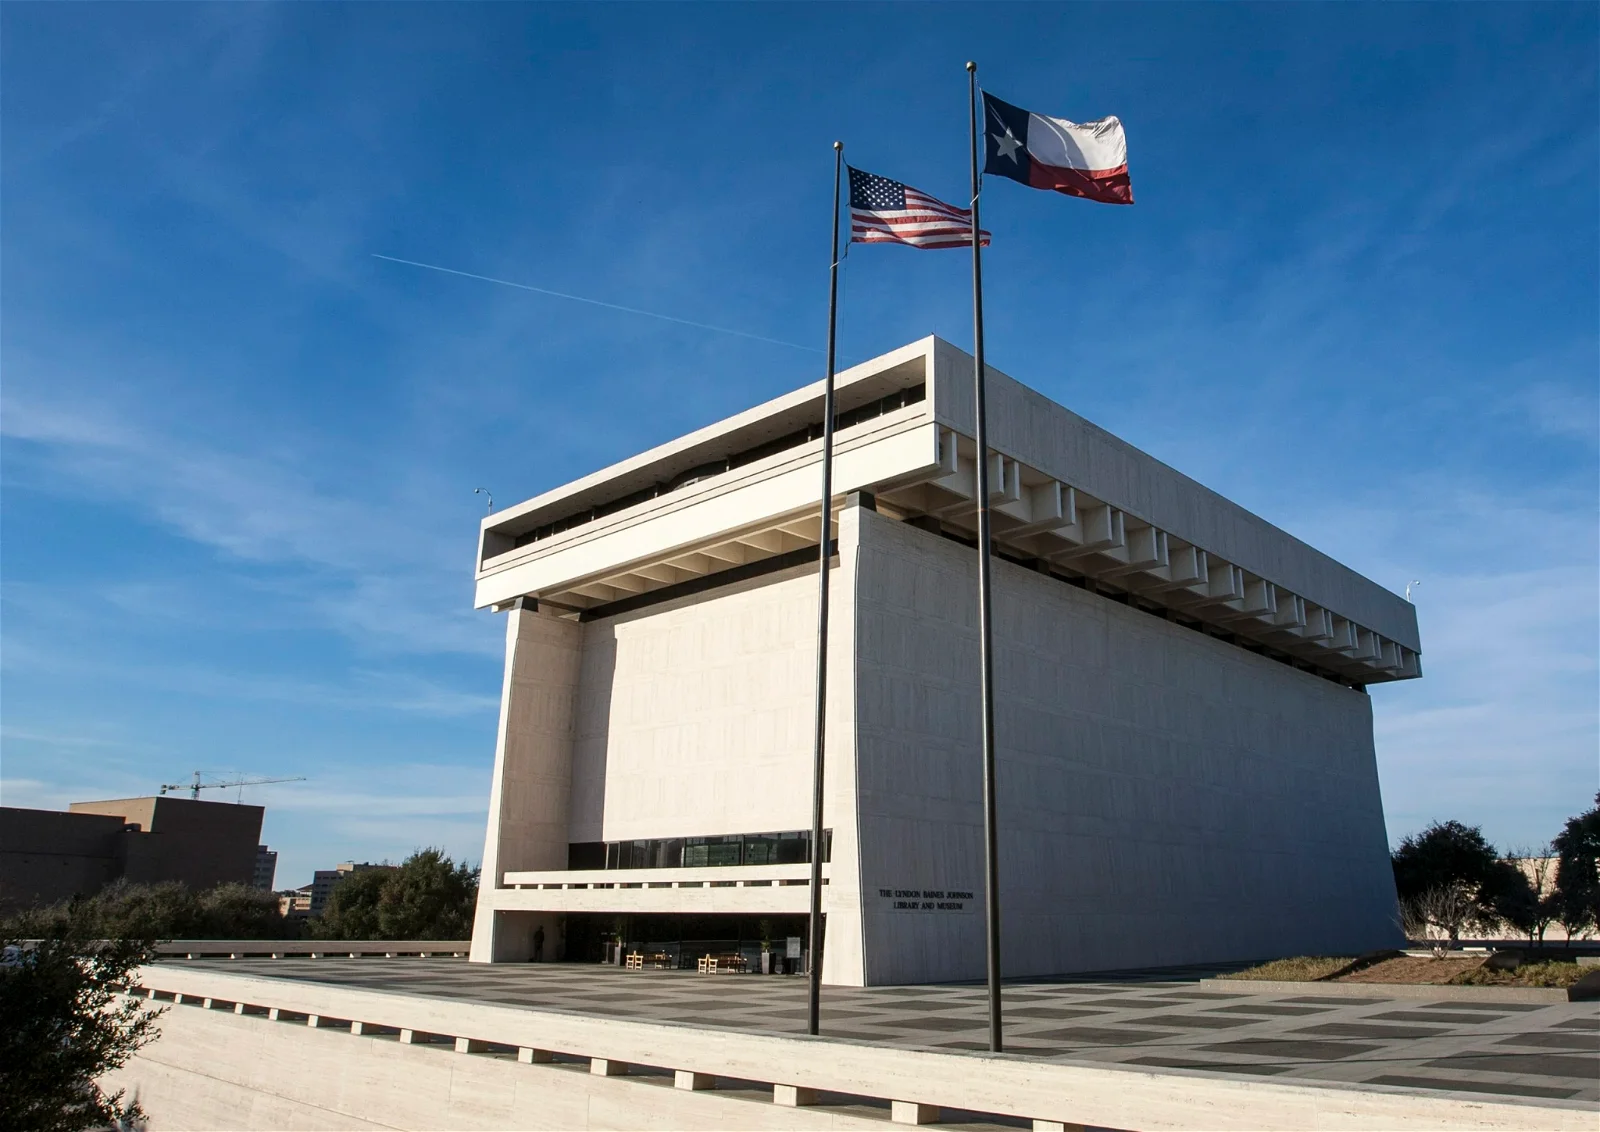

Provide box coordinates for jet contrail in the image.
[372,254,820,353]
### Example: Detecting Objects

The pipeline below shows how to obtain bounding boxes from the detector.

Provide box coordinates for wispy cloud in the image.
[3,380,496,660]
[372,254,820,353]
[0,632,496,719]
[250,767,492,883]
[0,727,143,751]
[1516,382,1600,446]
[1290,481,1598,849]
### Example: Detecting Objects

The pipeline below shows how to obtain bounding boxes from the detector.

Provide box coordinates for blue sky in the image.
[3,4,1595,889]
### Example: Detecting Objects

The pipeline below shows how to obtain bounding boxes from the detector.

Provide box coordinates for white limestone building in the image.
[468,337,1419,985]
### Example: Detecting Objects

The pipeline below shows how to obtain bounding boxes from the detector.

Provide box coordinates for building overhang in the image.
[475,337,1421,686]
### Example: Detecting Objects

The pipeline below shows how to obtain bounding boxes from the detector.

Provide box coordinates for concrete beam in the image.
[664,551,715,576]
[568,581,619,602]
[1042,503,1125,560]
[988,453,1022,506]
[1264,590,1303,631]
[1295,605,1335,643]
[1003,481,1077,537]
[892,1100,941,1125]
[598,572,649,595]
[1142,541,1208,591]
[1099,525,1169,578]
[699,542,749,566]
[633,561,686,585]
[774,1084,819,1106]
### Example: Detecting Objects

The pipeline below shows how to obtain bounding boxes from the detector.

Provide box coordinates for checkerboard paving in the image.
[171,957,1600,1107]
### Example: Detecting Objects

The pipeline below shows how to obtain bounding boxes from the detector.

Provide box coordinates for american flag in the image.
[849,166,990,250]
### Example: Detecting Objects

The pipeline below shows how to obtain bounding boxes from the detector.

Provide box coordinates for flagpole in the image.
[807,139,844,1038]
[966,59,1004,1055]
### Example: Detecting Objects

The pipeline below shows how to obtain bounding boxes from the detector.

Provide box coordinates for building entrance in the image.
[564,913,813,974]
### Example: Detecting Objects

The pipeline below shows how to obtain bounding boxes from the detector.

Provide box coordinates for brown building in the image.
[0,796,265,912]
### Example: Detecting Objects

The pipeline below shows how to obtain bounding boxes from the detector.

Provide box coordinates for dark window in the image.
[621,840,652,869]
[655,838,684,869]
[743,834,777,866]
[568,842,605,870]
[570,829,832,871]
[705,836,740,867]
[775,832,808,865]
[509,385,924,550]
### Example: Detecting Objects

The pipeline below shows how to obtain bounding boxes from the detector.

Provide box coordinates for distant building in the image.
[253,845,278,891]
[279,886,312,918]
[309,861,385,916]
[0,796,265,912]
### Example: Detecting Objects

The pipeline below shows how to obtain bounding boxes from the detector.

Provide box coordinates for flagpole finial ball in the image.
[834,141,843,151]
[966,61,976,73]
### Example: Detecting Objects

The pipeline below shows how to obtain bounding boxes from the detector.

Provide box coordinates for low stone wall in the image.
[1196,978,1572,1004]
[103,1004,888,1132]
[108,964,1596,1132]
[153,940,469,958]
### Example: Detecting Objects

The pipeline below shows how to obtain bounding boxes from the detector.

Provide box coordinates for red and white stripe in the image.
[851,187,992,250]
[1024,112,1131,204]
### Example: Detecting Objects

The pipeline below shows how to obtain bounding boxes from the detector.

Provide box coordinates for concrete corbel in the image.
[1099,526,1170,578]
[1138,542,1209,591]
[1004,482,1078,537]
[1043,504,1125,561]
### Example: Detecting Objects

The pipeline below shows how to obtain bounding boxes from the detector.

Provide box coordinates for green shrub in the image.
[4,879,292,942]
[1220,956,1355,981]
[0,906,162,1132]
[1450,959,1586,988]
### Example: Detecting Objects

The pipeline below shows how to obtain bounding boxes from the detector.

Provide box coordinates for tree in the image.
[1502,845,1562,943]
[315,868,393,941]
[1391,820,1501,944]
[314,849,478,941]
[0,906,162,1132]
[1480,859,1541,940]
[1553,793,1600,942]
[375,849,478,940]
[1399,885,1478,945]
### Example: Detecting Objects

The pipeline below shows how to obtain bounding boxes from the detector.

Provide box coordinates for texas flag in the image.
[982,91,1133,205]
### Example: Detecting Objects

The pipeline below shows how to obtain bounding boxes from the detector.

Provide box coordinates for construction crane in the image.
[158,771,307,800]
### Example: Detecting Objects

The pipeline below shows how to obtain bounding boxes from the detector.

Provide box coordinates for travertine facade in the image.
[469,337,1418,984]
